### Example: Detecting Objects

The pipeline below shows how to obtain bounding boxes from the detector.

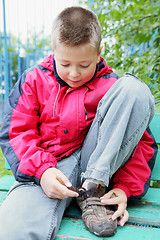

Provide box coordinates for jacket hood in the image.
[39,54,113,85]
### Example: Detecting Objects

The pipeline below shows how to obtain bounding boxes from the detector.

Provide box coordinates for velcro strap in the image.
[85,197,104,207]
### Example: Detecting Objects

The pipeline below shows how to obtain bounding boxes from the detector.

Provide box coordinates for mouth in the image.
[68,79,81,83]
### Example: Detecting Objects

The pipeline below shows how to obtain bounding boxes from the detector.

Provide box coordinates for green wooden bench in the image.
[0,113,160,239]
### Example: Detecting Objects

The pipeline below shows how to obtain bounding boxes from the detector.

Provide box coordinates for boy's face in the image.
[53,43,102,88]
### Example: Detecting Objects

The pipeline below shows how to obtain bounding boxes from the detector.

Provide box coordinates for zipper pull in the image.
[85,110,88,120]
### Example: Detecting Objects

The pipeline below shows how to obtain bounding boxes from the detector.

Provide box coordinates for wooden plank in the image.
[0,191,8,206]
[128,201,160,227]
[5,158,11,170]
[1,195,158,239]
[1,181,160,228]
[56,217,160,240]
[127,188,160,226]
[141,187,160,205]
[151,150,160,181]
[0,175,15,191]
[150,113,160,143]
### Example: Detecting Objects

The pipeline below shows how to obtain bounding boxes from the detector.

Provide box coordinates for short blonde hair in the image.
[52,7,101,53]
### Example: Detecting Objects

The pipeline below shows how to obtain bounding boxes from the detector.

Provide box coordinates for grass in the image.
[0,148,13,178]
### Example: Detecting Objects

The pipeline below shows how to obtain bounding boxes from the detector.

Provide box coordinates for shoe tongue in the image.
[86,182,106,198]
[78,182,106,200]
[86,182,98,190]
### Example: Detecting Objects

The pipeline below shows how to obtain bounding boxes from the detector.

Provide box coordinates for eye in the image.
[61,64,70,67]
[80,65,90,68]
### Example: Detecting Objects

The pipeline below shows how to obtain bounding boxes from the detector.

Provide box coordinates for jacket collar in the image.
[53,57,68,87]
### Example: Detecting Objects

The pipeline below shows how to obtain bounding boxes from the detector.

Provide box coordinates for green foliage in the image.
[82,0,160,103]
[0,148,13,178]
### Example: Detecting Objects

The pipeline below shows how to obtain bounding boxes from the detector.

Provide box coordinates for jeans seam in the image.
[98,117,103,141]
[47,156,80,240]
[7,181,36,196]
[70,150,81,183]
[47,200,61,240]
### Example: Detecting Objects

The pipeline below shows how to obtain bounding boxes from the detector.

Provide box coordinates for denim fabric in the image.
[0,150,81,240]
[0,73,155,239]
[81,73,155,185]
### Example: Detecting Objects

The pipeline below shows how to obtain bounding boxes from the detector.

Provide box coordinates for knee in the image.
[120,73,155,107]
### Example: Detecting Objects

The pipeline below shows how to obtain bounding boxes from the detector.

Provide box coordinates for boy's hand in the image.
[40,168,79,199]
[100,188,129,226]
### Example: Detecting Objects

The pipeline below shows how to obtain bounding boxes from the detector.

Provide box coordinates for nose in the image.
[69,66,80,78]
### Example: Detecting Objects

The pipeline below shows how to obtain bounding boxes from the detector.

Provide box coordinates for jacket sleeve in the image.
[0,68,57,184]
[111,128,158,200]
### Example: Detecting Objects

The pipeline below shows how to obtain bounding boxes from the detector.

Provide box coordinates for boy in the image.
[0,6,157,239]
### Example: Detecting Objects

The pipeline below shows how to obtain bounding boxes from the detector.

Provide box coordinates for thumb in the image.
[55,169,72,188]
[101,190,116,200]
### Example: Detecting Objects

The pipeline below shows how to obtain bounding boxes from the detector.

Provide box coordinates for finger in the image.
[118,210,129,226]
[101,196,120,205]
[55,170,72,188]
[101,191,115,199]
[112,203,127,221]
[55,180,79,198]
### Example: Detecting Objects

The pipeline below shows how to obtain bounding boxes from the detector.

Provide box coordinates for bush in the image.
[83,0,160,103]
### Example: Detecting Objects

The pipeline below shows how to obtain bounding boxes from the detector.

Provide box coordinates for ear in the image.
[51,42,55,53]
[97,45,103,63]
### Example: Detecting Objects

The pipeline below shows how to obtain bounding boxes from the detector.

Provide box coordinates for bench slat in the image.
[151,149,160,181]
[128,202,160,227]
[141,187,160,205]
[150,113,160,144]
[1,177,160,228]
[0,175,15,191]
[56,217,160,240]
[0,191,8,206]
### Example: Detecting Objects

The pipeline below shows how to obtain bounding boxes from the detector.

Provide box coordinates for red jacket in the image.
[0,55,157,200]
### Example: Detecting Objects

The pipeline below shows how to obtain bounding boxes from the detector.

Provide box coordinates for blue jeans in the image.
[0,73,155,239]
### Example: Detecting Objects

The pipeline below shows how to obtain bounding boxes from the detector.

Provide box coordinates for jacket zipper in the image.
[53,84,61,118]
[84,87,88,120]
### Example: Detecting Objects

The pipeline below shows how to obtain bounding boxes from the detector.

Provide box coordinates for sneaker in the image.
[76,182,117,237]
